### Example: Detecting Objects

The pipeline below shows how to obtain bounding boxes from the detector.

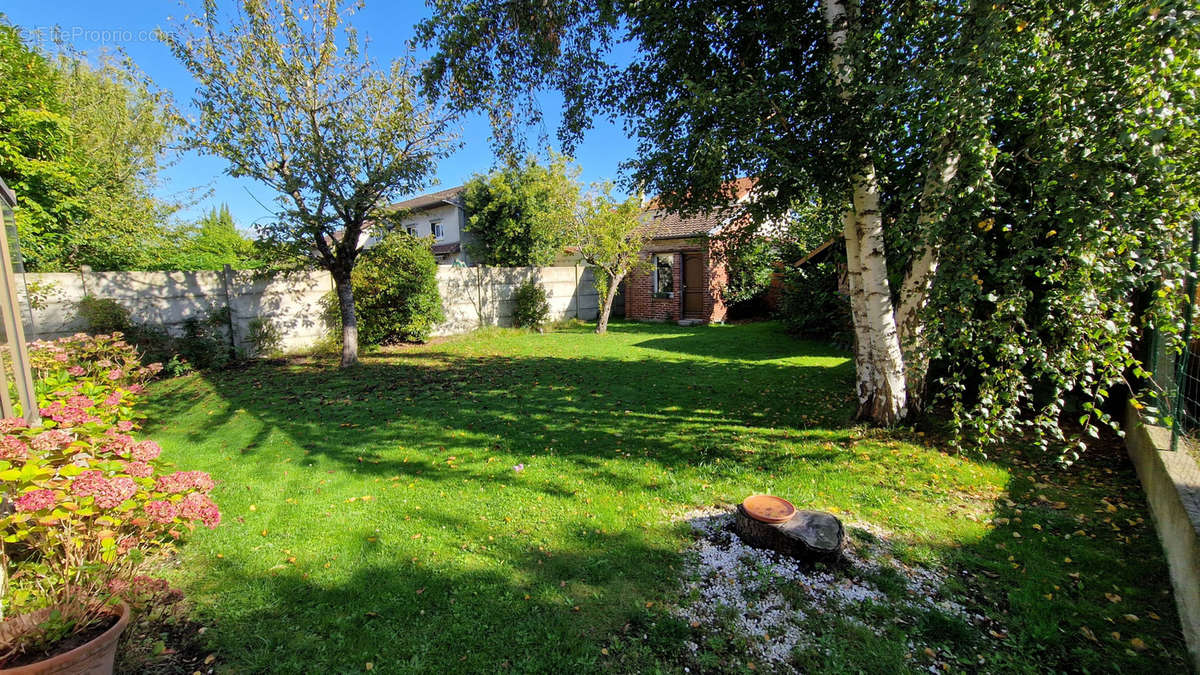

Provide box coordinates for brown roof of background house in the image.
[431,242,461,256]
[387,185,465,212]
[639,177,758,240]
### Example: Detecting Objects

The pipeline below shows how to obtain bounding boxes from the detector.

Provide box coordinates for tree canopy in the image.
[420,0,1200,456]
[463,154,581,266]
[164,0,457,366]
[0,19,178,271]
[151,204,262,271]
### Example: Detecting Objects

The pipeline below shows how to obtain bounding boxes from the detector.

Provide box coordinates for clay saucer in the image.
[742,495,796,524]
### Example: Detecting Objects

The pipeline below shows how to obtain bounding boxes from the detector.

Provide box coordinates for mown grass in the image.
[141,321,1189,673]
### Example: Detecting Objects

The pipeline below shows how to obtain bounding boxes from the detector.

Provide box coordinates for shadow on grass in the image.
[146,344,856,486]
[181,513,684,673]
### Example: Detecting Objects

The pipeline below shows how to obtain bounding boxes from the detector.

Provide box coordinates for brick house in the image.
[625,178,759,324]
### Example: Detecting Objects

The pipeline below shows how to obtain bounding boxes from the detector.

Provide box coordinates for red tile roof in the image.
[639,178,758,240]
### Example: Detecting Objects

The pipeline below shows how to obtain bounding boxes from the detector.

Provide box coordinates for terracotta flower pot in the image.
[0,601,130,675]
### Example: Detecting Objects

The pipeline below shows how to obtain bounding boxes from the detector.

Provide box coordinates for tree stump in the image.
[734,505,844,563]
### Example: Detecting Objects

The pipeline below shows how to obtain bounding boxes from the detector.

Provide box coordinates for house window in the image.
[431,221,445,240]
[405,224,418,236]
[652,254,674,296]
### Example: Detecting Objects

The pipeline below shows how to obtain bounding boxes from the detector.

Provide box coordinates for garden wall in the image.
[21,268,332,354]
[1124,403,1200,670]
[435,265,603,336]
[19,264,612,351]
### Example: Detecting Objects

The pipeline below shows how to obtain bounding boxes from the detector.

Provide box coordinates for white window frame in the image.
[405,224,418,236]
[431,220,445,240]
[652,253,674,296]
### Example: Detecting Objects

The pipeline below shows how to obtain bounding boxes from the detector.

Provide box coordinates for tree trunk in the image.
[894,149,960,412]
[595,272,622,334]
[825,0,906,425]
[333,268,359,367]
[851,162,907,424]
[734,505,844,564]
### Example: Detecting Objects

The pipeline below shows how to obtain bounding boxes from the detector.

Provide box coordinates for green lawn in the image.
[142,321,1189,673]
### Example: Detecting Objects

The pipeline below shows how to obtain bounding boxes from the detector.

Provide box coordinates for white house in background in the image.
[383,186,473,265]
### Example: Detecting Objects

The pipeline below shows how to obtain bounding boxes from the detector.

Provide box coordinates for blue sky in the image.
[3,0,637,232]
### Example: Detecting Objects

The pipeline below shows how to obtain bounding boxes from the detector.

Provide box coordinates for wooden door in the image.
[682,253,703,318]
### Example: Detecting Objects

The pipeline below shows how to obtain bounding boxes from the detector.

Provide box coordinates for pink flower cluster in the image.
[0,435,29,461]
[131,440,161,462]
[144,500,178,524]
[30,429,75,452]
[39,401,102,427]
[0,417,28,434]
[155,471,215,494]
[15,489,57,512]
[122,460,154,478]
[178,493,220,529]
[71,470,138,509]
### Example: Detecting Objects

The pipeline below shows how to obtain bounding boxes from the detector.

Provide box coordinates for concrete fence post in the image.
[221,264,237,354]
[574,265,581,320]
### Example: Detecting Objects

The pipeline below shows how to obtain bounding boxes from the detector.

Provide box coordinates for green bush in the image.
[778,260,851,341]
[247,317,283,356]
[327,232,444,346]
[77,296,132,333]
[75,296,233,373]
[511,280,550,329]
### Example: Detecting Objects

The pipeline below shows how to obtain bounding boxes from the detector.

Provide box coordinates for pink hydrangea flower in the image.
[128,384,146,394]
[123,460,154,478]
[67,366,87,377]
[15,489,56,512]
[178,493,221,528]
[93,476,137,509]
[103,392,123,407]
[31,429,75,452]
[71,470,110,498]
[147,363,164,375]
[116,420,134,432]
[0,418,27,434]
[66,395,95,409]
[53,352,69,363]
[0,435,29,461]
[106,369,124,381]
[144,500,178,524]
[130,440,161,462]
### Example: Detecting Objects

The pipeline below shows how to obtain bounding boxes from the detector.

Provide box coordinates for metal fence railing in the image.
[1147,216,1200,454]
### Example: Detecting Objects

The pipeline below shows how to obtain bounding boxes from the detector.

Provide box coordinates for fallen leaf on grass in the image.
[1106,593,1122,604]
[1130,637,1148,651]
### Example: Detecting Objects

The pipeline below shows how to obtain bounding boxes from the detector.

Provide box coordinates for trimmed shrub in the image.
[328,232,443,346]
[512,280,550,329]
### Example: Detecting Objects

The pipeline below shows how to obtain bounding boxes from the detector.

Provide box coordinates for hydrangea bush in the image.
[1,333,217,665]
[28,333,163,427]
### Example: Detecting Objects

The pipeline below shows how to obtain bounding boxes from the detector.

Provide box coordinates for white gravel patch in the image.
[671,507,981,669]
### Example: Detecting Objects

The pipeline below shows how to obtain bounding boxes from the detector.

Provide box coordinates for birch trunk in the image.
[852,163,907,423]
[825,0,907,424]
[895,149,961,410]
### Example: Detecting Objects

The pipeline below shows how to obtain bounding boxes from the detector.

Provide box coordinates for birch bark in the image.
[824,0,907,423]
